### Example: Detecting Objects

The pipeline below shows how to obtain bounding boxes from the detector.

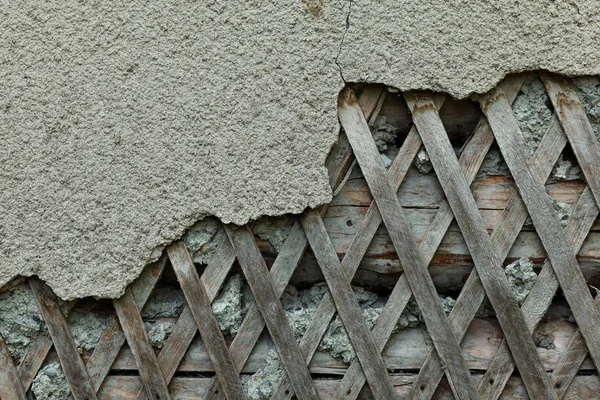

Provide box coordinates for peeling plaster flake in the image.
[1,0,600,299]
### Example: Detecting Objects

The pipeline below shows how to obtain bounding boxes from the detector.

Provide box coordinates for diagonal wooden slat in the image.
[302,209,398,399]
[406,92,556,399]
[479,85,600,376]
[113,288,171,400]
[204,220,309,400]
[135,229,237,400]
[206,86,387,400]
[413,113,568,400]
[0,336,27,400]
[167,241,245,400]
[552,294,600,398]
[478,184,598,398]
[334,75,526,400]
[29,277,98,400]
[339,88,477,400]
[272,92,448,400]
[85,255,166,392]
[225,225,320,400]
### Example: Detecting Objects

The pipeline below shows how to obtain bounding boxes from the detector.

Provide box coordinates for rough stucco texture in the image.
[1,0,599,299]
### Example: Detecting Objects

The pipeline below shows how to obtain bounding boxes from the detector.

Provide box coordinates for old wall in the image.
[1,0,599,299]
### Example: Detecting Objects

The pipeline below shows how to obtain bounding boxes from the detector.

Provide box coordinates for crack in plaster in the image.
[335,0,353,83]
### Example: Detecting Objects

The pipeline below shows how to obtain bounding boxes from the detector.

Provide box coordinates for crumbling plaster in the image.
[1,0,599,299]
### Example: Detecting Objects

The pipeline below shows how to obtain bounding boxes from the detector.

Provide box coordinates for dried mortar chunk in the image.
[513,76,553,154]
[551,154,583,182]
[212,274,244,336]
[476,148,511,178]
[380,153,393,169]
[182,217,221,265]
[0,278,45,361]
[242,348,284,400]
[572,76,600,142]
[145,321,175,349]
[251,215,295,253]
[32,362,71,400]
[141,283,186,319]
[414,148,433,175]
[371,116,398,152]
[552,198,573,228]
[67,300,110,353]
[505,257,537,305]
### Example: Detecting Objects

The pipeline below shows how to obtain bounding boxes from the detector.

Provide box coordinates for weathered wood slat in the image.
[0,336,27,400]
[541,72,600,209]
[412,108,567,399]
[138,231,236,400]
[478,185,598,399]
[225,225,319,400]
[29,277,98,400]
[552,294,600,398]
[204,220,309,400]
[339,88,478,400]
[17,334,53,391]
[406,92,556,399]
[110,316,596,374]
[480,85,600,385]
[333,75,526,400]
[87,256,166,392]
[302,210,398,399]
[167,242,245,400]
[113,288,172,400]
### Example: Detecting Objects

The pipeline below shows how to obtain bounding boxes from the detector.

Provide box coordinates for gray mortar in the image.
[380,153,393,169]
[251,215,296,254]
[31,362,71,400]
[145,321,175,349]
[414,148,434,175]
[505,257,537,306]
[573,76,600,142]
[242,348,285,400]
[551,154,583,182]
[535,335,556,350]
[2,0,600,299]
[0,278,46,361]
[513,76,553,154]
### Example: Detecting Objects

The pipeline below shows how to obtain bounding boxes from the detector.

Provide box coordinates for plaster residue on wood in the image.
[1,1,600,299]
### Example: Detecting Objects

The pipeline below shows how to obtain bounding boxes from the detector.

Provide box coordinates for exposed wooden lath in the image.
[2,72,600,400]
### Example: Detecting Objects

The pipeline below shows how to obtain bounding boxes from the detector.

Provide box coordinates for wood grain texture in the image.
[406,91,556,400]
[87,256,166,392]
[345,75,525,400]
[226,225,319,400]
[552,293,600,398]
[29,277,98,400]
[113,288,171,400]
[167,241,245,400]
[205,220,309,400]
[139,231,236,400]
[480,85,600,388]
[17,334,53,391]
[413,107,568,400]
[478,184,598,399]
[302,209,398,399]
[541,71,600,209]
[339,88,477,400]
[0,336,27,400]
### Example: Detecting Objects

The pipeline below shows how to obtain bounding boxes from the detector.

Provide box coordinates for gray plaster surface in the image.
[1,0,599,299]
